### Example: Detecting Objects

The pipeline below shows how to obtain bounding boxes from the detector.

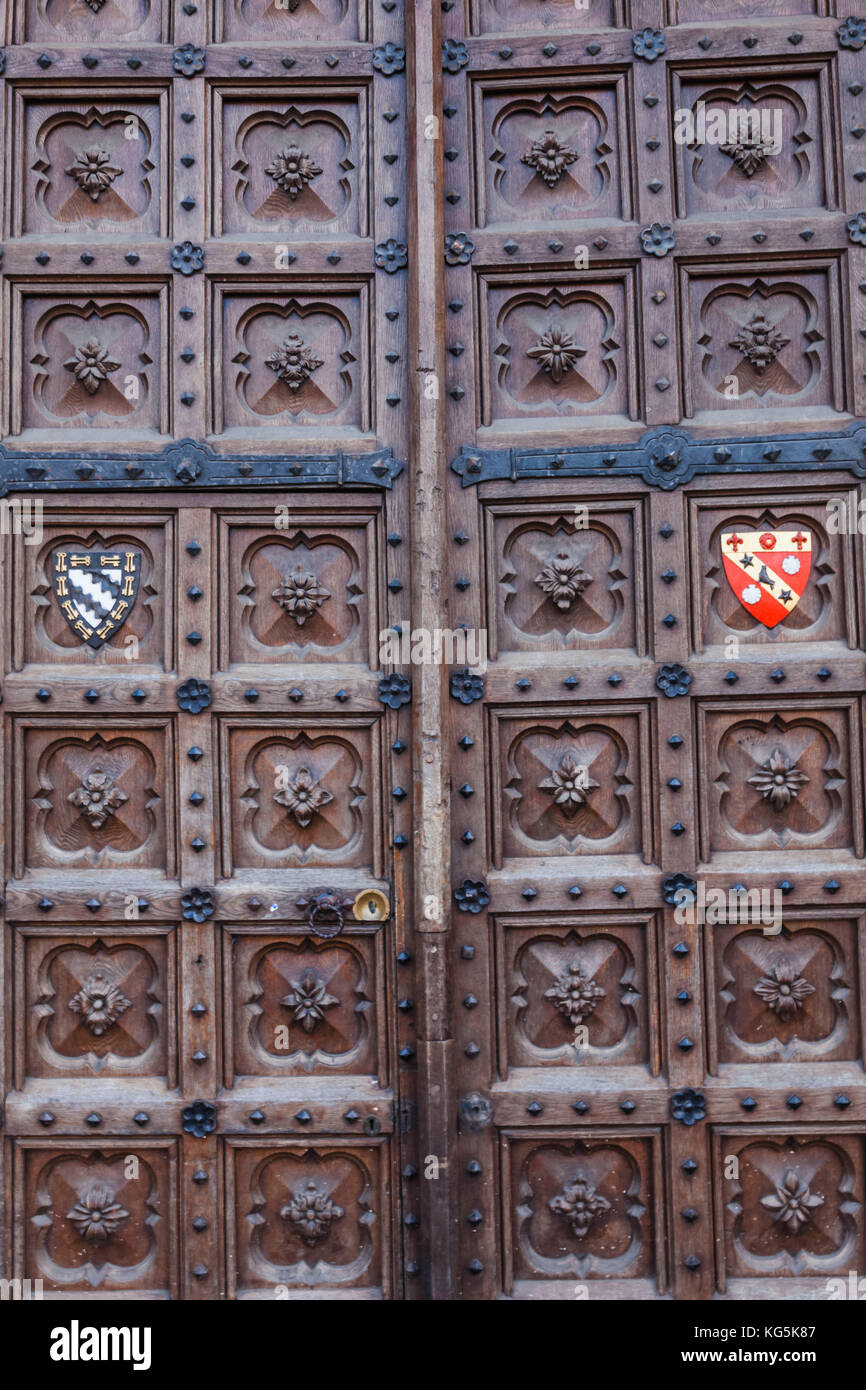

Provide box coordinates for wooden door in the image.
[0,1,422,1299]
[442,1,866,1299]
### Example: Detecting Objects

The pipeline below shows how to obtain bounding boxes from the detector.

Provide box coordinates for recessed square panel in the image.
[212,280,371,438]
[489,703,654,866]
[217,508,380,669]
[215,0,368,43]
[223,925,384,1080]
[479,270,640,433]
[470,0,617,37]
[17,924,176,1082]
[483,497,645,657]
[495,913,659,1074]
[219,717,383,876]
[11,281,169,440]
[16,0,165,44]
[213,86,369,239]
[225,1139,389,1297]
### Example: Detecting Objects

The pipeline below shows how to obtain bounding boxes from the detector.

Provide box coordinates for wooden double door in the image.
[2,0,866,1300]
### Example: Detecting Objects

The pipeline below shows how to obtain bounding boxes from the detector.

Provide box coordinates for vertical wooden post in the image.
[406,0,456,1299]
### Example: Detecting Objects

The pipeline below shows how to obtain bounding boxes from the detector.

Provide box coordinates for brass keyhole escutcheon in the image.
[353,888,390,922]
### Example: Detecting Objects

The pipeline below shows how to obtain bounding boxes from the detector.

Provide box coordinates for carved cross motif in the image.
[549,1176,611,1239]
[526,328,586,384]
[760,1169,824,1233]
[273,767,334,828]
[753,960,816,1018]
[729,313,791,373]
[265,334,324,391]
[68,971,132,1036]
[545,959,606,1026]
[272,565,331,625]
[265,146,323,200]
[67,768,129,827]
[63,341,122,395]
[67,1185,130,1244]
[534,552,593,610]
[720,111,778,176]
[281,1180,344,1246]
[280,969,339,1033]
[66,149,122,201]
[520,130,578,187]
[538,751,599,814]
[747,748,809,810]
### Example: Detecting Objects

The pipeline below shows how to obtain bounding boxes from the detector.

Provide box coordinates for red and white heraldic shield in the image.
[720,529,812,629]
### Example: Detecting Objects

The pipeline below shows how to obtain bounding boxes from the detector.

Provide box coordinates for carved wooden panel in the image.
[14,0,166,44]
[12,514,173,672]
[483,498,646,657]
[217,509,380,670]
[12,717,175,877]
[472,75,631,229]
[697,698,862,859]
[495,913,660,1074]
[490,704,655,866]
[689,490,859,652]
[12,282,169,439]
[667,0,828,18]
[225,1139,388,1296]
[16,924,176,1082]
[219,717,383,875]
[223,926,384,1080]
[469,0,619,37]
[214,0,369,44]
[502,1131,662,1290]
[12,88,169,241]
[15,1141,178,1295]
[670,64,839,221]
[213,87,369,240]
[715,1130,864,1284]
[679,259,847,420]
[213,281,371,437]
[706,913,864,1070]
[479,271,640,431]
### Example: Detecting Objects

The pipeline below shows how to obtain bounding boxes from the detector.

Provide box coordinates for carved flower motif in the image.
[632,27,667,61]
[265,146,323,199]
[374,238,409,273]
[173,44,206,78]
[549,1177,611,1239]
[655,662,692,698]
[526,328,586,384]
[838,17,866,50]
[538,752,599,815]
[729,313,790,371]
[281,1180,344,1246]
[181,889,215,923]
[66,149,122,201]
[846,212,866,247]
[372,41,406,76]
[67,768,128,828]
[273,767,334,829]
[378,672,412,708]
[67,1185,129,1244]
[760,1169,824,1233]
[670,1087,706,1126]
[534,552,593,610]
[450,668,485,703]
[176,677,212,713]
[521,130,578,188]
[444,232,475,266]
[747,748,809,810]
[182,1099,216,1137]
[272,565,331,624]
[720,111,778,177]
[265,334,324,391]
[69,971,131,1036]
[754,960,816,1018]
[640,222,676,257]
[170,240,205,275]
[281,969,339,1033]
[454,878,490,913]
[442,38,469,73]
[545,960,605,1026]
[64,340,121,395]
